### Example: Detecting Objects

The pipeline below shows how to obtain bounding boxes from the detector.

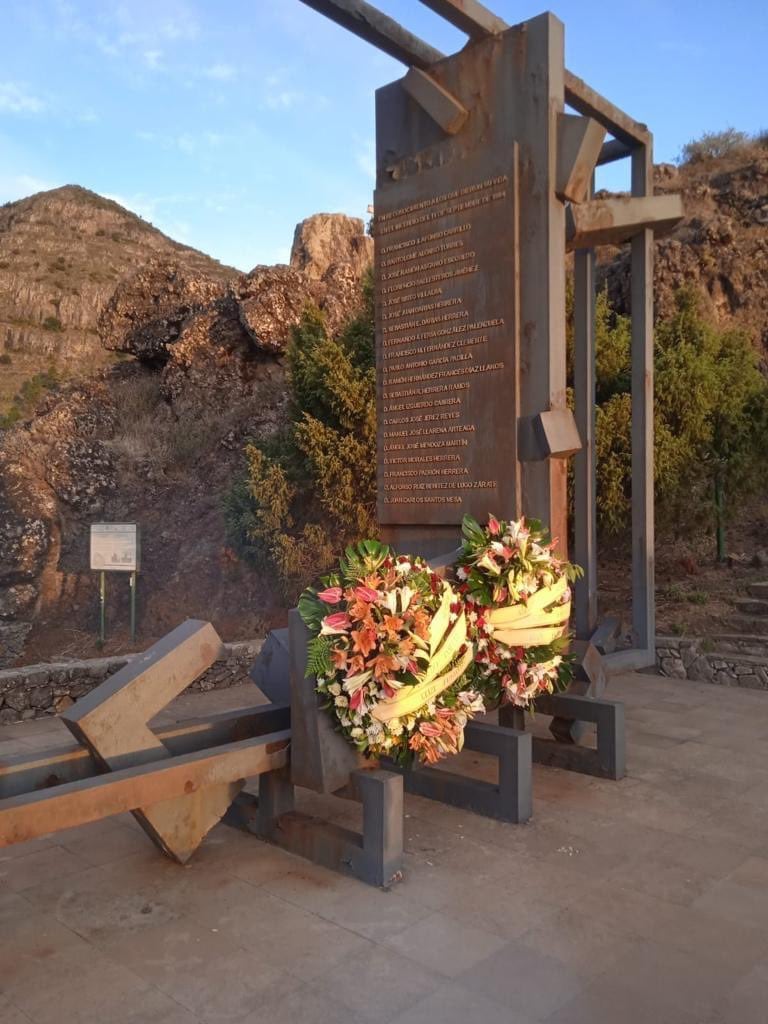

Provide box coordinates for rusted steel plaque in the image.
[374,147,518,526]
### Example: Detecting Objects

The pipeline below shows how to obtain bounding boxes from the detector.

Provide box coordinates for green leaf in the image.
[298,587,324,632]
[306,635,333,678]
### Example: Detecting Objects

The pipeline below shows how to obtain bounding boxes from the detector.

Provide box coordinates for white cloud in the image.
[0,83,45,115]
[78,109,99,123]
[204,63,236,81]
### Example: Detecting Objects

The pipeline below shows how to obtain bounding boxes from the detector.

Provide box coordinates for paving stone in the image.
[0,842,88,892]
[455,939,587,1019]
[238,981,367,1024]
[388,981,535,1024]
[2,674,768,1024]
[382,909,507,977]
[98,919,295,1022]
[313,944,441,1022]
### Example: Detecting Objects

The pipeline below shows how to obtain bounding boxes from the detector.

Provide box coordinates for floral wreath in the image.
[298,540,485,765]
[455,515,582,709]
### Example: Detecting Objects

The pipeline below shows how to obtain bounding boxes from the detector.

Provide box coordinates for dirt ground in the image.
[599,495,768,639]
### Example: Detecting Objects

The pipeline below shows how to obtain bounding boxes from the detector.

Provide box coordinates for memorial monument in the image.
[304,0,682,667]
[0,0,684,889]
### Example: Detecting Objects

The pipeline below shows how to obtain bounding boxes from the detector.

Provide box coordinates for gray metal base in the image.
[386,720,532,823]
[225,766,404,888]
[501,692,625,780]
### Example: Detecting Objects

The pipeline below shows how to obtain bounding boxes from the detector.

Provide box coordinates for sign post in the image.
[90,523,140,644]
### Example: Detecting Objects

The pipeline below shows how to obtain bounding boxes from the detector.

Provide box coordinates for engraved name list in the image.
[375,154,518,525]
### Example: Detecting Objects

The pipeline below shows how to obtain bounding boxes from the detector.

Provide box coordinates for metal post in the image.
[99,571,106,644]
[129,571,137,643]
[573,172,597,638]
[630,142,655,656]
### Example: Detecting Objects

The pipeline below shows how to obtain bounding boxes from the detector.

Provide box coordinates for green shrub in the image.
[42,316,63,332]
[225,277,376,599]
[593,288,768,554]
[0,352,11,365]
[0,367,60,428]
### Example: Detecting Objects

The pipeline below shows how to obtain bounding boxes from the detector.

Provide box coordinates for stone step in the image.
[747,581,768,600]
[734,598,768,616]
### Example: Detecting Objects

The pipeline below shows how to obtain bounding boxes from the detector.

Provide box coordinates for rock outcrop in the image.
[290,213,373,282]
[0,185,236,378]
[0,205,373,665]
[599,151,768,359]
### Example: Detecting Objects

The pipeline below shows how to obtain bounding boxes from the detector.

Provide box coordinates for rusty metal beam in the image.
[556,113,605,203]
[402,67,468,134]
[564,70,650,148]
[597,138,633,166]
[565,193,683,250]
[0,732,291,848]
[298,0,445,69]
[0,704,290,799]
[417,0,507,39]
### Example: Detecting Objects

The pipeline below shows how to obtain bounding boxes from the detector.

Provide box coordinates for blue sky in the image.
[1,0,765,270]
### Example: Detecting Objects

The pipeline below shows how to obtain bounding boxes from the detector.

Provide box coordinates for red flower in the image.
[487,515,501,535]
[354,585,380,603]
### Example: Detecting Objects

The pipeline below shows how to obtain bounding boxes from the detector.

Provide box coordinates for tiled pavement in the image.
[2,672,768,1023]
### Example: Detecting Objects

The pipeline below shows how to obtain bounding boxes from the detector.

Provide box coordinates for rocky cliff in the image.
[0,186,237,410]
[0,202,373,665]
[600,149,768,360]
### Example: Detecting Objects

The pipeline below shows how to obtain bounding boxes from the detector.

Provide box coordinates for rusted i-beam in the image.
[418,0,507,38]
[298,0,445,69]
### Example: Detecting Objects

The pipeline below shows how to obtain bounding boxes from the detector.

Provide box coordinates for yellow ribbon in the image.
[371,586,473,723]
[487,576,571,648]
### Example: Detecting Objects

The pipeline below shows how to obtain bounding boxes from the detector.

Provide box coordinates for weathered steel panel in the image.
[374,16,568,556]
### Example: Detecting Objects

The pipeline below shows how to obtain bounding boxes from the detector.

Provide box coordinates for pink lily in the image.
[354,585,380,603]
[487,515,501,536]
[320,611,352,635]
[317,586,343,604]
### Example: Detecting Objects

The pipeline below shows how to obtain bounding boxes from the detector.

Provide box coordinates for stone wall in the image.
[0,639,263,723]
[656,635,768,690]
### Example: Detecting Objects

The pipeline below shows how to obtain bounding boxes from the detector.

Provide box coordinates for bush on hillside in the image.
[679,128,752,164]
[594,288,768,555]
[0,367,60,429]
[224,276,376,599]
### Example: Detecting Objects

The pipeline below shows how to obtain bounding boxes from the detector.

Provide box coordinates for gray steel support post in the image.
[349,769,405,886]
[630,141,656,661]
[518,14,568,553]
[573,178,598,640]
[256,766,295,834]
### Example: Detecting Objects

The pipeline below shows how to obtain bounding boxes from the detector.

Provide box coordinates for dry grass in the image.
[107,373,248,480]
